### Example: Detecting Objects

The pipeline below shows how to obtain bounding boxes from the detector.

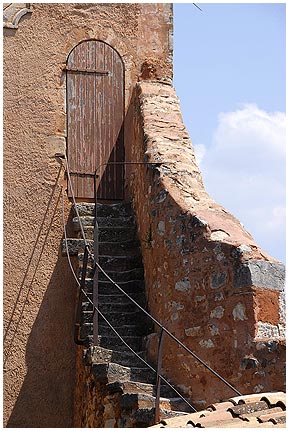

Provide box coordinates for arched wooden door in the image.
[67,40,124,200]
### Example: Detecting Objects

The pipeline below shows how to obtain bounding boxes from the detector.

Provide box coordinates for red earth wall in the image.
[125,81,285,408]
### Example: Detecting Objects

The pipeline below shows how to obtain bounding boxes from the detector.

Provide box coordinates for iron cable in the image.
[61,188,197,412]
[62,154,242,398]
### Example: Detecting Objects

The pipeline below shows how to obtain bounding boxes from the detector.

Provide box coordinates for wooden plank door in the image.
[67,40,124,200]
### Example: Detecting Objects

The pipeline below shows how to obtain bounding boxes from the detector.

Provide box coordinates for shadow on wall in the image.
[6,246,77,428]
[4,166,77,427]
[4,168,62,359]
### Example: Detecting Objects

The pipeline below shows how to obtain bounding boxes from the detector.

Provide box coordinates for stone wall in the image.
[3,3,172,426]
[73,347,146,428]
[126,81,285,408]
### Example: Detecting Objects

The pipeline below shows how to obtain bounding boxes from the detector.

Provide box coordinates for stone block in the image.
[210,271,227,289]
[61,238,92,255]
[175,278,191,292]
[210,306,224,319]
[233,260,285,291]
[232,303,247,321]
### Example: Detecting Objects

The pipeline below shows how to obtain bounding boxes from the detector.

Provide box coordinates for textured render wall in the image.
[3,3,172,427]
[127,81,285,408]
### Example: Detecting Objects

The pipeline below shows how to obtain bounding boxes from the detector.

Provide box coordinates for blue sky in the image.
[173,2,286,263]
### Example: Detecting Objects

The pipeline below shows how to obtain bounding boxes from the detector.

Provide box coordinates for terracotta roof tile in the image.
[219,419,282,428]
[228,393,269,405]
[207,401,235,411]
[150,391,286,428]
[258,411,285,423]
[268,413,286,425]
[187,410,233,427]
[228,400,269,416]
[241,406,283,421]
[261,392,286,408]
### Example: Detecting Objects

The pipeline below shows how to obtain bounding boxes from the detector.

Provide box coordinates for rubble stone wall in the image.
[3,3,172,426]
[126,81,285,408]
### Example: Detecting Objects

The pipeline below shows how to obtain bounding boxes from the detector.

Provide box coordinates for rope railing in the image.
[59,154,242,424]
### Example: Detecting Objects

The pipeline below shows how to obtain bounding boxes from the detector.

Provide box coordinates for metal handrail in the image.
[62,155,242,424]
[92,160,167,347]
[60,185,197,416]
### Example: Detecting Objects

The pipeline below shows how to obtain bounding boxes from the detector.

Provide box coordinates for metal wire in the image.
[61,186,81,287]
[60,189,196,412]
[62,155,242,397]
[193,3,203,12]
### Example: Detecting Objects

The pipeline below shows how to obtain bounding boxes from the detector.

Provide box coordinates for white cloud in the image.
[194,143,206,165]
[198,103,286,262]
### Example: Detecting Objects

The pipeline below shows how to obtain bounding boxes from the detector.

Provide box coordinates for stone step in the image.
[74,201,133,218]
[82,297,146,314]
[78,254,143,272]
[96,216,135,227]
[61,238,140,256]
[72,216,95,231]
[121,392,193,414]
[91,362,156,385]
[83,267,144,281]
[128,407,189,428]
[73,215,136,231]
[90,346,147,369]
[82,268,144,283]
[99,301,145,315]
[83,279,145,295]
[61,238,93,256]
[77,226,137,243]
[97,335,144,352]
[98,268,144,282]
[105,380,177,399]
[98,323,149,337]
[99,227,137,243]
[80,310,150,329]
[99,292,146,305]
[98,279,145,294]
[98,310,151,328]
[82,313,152,337]
[98,240,141,256]
[95,202,134,218]
[81,311,94,325]
[99,255,143,271]
[80,323,96,340]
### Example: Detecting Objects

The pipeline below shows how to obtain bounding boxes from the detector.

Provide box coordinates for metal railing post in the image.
[93,171,99,345]
[155,328,165,424]
[74,246,89,345]
[63,155,242,403]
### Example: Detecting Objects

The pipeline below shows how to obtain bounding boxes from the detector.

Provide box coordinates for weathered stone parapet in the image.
[127,81,285,406]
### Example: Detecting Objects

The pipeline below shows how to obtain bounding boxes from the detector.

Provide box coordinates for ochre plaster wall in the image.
[3,3,172,427]
[126,82,285,408]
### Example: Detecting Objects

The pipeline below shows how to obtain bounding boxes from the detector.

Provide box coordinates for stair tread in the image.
[98,268,144,276]
[92,361,153,373]
[74,202,192,419]
[98,240,140,245]
[97,279,145,285]
[95,226,136,231]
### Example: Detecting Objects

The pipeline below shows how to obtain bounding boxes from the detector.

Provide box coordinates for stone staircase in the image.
[63,201,193,427]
